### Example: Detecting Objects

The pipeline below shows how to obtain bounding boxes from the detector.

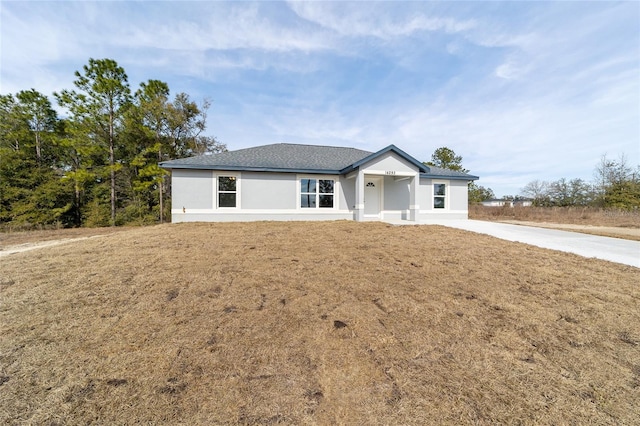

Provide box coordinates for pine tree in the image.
[56,58,131,226]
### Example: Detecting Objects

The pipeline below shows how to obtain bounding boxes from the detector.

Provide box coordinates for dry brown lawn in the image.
[470,205,640,241]
[1,222,638,425]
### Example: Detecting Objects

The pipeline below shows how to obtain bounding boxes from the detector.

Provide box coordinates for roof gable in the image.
[340,144,428,174]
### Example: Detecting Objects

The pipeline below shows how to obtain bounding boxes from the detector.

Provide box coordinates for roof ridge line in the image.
[274,142,372,151]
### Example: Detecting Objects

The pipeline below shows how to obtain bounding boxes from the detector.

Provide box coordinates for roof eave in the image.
[159,163,342,175]
[420,173,479,181]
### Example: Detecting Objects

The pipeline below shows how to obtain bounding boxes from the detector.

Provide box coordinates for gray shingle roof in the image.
[160,143,372,173]
[159,142,478,180]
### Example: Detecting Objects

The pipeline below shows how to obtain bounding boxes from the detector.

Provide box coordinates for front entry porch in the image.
[353,170,418,222]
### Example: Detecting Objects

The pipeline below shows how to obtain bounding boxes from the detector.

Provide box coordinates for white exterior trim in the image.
[173,208,352,215]
[171,210,354,223]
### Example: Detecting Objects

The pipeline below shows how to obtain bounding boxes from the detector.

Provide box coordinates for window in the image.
[218,176,237,208]
[300,178,334,208]
[434,183,446,209]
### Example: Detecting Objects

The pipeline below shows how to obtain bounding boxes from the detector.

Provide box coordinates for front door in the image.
[364,177,381,217]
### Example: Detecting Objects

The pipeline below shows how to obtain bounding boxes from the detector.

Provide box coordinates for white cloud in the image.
[494,58,530,80]
[287,2,475,39]
[119,5,332,53]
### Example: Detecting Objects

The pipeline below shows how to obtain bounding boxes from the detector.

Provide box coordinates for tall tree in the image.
[56,116,105,226]
[424,147,468,172]
[132,80,171,222]
[55,58,131,226]
[15,89,58,163]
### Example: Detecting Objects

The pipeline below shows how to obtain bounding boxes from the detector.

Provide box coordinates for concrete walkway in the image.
[420,220,640,268]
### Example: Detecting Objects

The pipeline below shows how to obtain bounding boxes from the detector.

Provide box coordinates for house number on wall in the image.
[385,171,396,175]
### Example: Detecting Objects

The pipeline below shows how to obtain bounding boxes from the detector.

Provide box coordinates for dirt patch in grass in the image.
[1,221,638,424]
[0,226,131,250]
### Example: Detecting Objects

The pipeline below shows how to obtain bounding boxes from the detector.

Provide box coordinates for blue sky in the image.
[1,1,638,197]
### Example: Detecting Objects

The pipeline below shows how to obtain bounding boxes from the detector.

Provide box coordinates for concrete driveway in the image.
[423,220,640,268]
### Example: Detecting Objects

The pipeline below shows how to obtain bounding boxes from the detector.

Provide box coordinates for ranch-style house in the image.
[159,143,478,223]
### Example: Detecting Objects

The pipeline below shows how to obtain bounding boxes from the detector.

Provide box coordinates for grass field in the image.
[1,222,639,424]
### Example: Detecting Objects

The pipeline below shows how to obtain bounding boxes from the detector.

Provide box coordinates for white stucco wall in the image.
[339,176,355,211]
[383,176,410,211]
[241,172,296,210]
[417,177,431,210]
[449,180,469,211]
[171,169,213,210]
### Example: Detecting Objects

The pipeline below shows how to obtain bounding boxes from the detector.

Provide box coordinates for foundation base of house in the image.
[170,210,469,223]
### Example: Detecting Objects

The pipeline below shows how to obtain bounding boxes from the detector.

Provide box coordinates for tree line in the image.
[0,58,226,229]
[521,154,640,209]
[426,147,639,209]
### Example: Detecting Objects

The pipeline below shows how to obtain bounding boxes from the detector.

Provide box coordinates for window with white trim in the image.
[434,183,446,209]
[300,178,335,208]
[218,176,237,208]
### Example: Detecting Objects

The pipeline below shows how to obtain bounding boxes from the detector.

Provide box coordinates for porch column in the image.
[409,174,419,221]
[355,170,365,221]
